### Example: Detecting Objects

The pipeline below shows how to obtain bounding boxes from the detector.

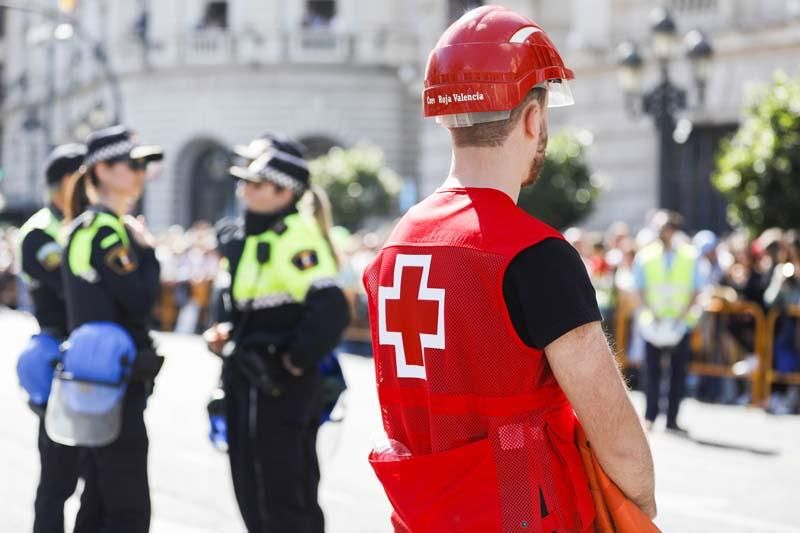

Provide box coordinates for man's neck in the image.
[446,145,525,203]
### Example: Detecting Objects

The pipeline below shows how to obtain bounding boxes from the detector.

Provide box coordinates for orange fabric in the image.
[575,424,660,533]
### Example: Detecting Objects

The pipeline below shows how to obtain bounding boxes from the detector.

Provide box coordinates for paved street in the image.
[2,309,799,532]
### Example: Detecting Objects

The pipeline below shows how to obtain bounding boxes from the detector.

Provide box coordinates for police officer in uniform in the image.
[204,135,350,532]
[17,144,84,533]
[59,125,164,533]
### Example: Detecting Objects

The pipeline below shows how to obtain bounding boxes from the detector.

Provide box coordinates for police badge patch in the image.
[104,245,137,274]
[36,242,63,271]
[292,250,319,271]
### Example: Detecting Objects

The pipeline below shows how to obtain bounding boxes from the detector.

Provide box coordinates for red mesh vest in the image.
[364,188,595,533]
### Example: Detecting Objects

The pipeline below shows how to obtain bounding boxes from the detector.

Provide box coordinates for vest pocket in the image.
[369,438,502,532]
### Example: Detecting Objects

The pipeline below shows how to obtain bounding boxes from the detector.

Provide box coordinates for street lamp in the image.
[616,41,643,113]
[650,7,677,64]
[685,29,714,107]
[616,7,714,212]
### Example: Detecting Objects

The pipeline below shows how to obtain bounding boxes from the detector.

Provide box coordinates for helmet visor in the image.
[543,79,575,108]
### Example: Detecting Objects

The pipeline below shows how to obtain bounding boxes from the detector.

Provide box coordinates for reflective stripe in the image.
[234,277,341,310]
[508,26,540,43]
[100,233,121,250]
[310,277,340,291]
[236,292,297,311]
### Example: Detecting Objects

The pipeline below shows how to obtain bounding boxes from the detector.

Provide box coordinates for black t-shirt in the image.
[503,238,601,349]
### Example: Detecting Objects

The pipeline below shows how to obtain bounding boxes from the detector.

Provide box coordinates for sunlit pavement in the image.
[2,310,798,533]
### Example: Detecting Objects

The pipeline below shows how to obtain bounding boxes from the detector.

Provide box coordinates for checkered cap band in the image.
[239,146,310,193]
[84,140,135,168]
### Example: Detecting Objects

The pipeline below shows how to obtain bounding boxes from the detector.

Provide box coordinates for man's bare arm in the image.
[545,321,657,518]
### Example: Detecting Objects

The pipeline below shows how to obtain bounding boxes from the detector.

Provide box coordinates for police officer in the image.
[17,144,84,533]
[58,125,164,533]
[363,6,656,531]
[634,210,702,434]
[204,135,350,532]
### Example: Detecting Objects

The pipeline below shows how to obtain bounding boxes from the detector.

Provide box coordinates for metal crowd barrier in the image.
[342,288,372,343]
[614,295,769,406]
[156,280,213,332]
[762,304,800,402]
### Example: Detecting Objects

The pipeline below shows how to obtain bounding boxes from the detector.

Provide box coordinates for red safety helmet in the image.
[423,5,575,127]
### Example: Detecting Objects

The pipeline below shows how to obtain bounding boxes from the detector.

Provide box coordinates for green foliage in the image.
[310,145,402,231]
[518,131,599,229]
[713,71,800,234]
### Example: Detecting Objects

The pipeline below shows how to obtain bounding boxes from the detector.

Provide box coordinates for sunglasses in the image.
[106,156,148,171]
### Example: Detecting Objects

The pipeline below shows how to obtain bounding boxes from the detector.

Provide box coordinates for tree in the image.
[517,130,599,229]
[713,71,800,234]
[310,144,402,231]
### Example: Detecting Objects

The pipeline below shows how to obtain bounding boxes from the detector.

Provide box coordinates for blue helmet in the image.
[45,322,137,447]
[61,322,137,414]
[16,333,62,406]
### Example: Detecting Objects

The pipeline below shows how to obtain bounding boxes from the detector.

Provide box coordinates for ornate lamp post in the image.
[616,7,714,211]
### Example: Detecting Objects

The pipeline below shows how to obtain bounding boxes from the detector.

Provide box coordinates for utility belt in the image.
[223,332,290,398]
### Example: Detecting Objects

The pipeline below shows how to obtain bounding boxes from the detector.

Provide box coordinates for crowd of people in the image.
[4,210,800,400]
[566,217,800,414]
[4,207,799,414]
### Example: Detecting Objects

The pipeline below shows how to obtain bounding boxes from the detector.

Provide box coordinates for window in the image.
[448,0,483,23]
[667,0,718,13]
[303,0,336,29]
[197,1,228,30]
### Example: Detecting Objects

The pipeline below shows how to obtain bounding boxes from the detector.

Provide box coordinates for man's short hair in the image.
[450,88,547,148]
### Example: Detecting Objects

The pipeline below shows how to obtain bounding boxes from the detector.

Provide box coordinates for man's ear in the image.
[522,100,543,141]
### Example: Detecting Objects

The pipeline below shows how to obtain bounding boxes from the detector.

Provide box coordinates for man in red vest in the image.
[363,6,656,532]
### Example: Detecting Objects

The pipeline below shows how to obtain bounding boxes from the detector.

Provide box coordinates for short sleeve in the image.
[503,238,602,349]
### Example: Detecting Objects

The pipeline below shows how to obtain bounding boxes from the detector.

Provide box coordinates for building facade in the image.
[1,0,799,231]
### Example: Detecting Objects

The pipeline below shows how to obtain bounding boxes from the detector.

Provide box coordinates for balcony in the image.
[666,0,725,32]
[178,30,235,66]
[118,28,417,71]
[668,0,718,14]
[287,30,351,63]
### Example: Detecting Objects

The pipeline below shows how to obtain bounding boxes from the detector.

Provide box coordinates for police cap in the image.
[44,143,86,184]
